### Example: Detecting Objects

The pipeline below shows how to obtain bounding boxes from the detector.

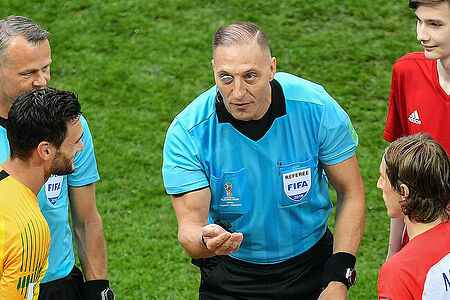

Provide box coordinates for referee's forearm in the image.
[333,190,365,256]
[74,218,108,280]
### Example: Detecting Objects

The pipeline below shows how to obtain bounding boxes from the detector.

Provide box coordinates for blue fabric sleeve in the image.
[162,119,209,195]
[318,92,358,165]
[0,127,9,163]
[67,115,100,187]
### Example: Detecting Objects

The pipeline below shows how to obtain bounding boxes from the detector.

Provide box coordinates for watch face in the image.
[346,268,357,286]
[101,288,115,300]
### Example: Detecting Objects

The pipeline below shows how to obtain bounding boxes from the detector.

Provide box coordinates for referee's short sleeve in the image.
[318,92,358,165]
[68,115,100,187]
[162,119,209,195]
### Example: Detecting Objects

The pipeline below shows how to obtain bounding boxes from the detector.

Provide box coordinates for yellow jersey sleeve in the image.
[0,170,50,300]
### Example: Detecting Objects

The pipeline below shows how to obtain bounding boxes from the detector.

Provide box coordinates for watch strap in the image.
[322,252,356,289]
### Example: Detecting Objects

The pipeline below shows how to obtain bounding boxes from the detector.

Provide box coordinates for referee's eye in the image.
[220,75,233,83]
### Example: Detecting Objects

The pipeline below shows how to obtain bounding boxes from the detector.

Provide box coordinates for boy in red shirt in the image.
[384,0,450,259]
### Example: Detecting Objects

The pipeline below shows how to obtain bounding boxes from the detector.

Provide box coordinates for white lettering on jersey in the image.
[422,253,450,299]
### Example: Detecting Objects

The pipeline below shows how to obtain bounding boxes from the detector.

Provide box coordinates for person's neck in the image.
[437,57,450,95]
[404,216,444,240]
[0,97,12,119]
[1,157,49,196]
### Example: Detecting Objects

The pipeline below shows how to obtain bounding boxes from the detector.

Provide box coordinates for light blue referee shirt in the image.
[163,72,358,264]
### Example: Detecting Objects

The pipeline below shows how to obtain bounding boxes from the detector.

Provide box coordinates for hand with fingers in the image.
[202,224,243,255]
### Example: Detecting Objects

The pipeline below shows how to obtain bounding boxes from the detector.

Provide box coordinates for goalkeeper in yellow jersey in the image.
[0,88,84,300]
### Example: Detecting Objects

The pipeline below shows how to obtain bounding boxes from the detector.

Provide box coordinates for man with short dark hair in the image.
[383,0,450,260]
[0,88,83,300]
[0,15,113,300]
[163,22,365,299]
[377,133,450,299]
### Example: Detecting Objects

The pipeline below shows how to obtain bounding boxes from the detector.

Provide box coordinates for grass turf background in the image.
[2,0,424,298]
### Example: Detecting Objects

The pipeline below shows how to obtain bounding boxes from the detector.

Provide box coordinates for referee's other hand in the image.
[202,224,243,255]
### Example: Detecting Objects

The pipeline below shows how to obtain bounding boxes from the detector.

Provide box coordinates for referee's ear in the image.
[211,59,218,84]
[269,56,277,81]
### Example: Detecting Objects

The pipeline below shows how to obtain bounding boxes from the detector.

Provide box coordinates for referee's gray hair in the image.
[0,15,50,66]
[212,22,271,56]
[409,0,449,9]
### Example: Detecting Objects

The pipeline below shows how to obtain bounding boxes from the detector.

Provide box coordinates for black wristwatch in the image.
[83,280,115,300]
[100,287,116,300]
[322,252,357,290]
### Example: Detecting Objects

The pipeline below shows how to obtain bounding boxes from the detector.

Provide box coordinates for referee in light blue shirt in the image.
[163,22,365,299]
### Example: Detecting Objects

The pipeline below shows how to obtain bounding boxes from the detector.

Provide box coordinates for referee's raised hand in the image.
[202,224,243,256]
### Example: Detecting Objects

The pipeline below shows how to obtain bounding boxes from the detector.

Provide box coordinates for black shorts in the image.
[193,228,333,300]
[38,265,84,300]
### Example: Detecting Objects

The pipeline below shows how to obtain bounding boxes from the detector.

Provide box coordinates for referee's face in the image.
[0,36,51,109]
[212,41,276,121]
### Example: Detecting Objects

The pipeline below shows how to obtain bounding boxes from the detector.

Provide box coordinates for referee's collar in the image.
[215,79,286,124]
[215,79,286,141]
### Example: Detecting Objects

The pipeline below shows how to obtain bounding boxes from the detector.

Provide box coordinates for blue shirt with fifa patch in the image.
[0,115,100,282]
[163,72,358,264]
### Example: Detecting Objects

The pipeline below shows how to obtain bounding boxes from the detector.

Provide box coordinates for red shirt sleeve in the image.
[383,64,403,143]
